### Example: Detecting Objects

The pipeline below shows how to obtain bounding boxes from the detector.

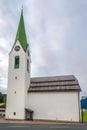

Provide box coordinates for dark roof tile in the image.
[28,75,81,92]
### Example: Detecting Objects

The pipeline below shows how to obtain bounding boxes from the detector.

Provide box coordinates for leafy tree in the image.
[0,92,3,103]
[3,94,7,104]
[0,92,7,104]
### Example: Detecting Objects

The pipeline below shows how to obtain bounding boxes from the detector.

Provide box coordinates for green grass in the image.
[83,111,87,122]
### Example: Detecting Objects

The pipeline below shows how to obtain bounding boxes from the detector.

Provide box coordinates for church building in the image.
[6,9,81,122]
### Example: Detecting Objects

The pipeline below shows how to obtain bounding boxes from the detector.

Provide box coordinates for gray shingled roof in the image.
[28,75,81,92]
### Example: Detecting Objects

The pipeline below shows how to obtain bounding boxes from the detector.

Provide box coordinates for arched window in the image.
[14,56,20,69]
[27,59,29,72]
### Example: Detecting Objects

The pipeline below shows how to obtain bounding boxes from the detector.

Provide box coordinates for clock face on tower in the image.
[15,46,20,51]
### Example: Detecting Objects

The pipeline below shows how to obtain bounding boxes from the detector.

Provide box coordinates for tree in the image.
[0,92,3,103]
[0,92,7,104]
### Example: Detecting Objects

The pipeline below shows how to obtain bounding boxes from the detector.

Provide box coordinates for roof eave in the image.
[28,89,81,93]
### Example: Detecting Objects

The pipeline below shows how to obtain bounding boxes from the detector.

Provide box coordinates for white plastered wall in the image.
[6,41,30,119]
[28,91,80,122]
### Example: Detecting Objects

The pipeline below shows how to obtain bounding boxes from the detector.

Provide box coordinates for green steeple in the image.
[14,8,28,52]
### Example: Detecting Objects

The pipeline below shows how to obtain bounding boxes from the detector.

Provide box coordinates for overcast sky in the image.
[0,0,87,96]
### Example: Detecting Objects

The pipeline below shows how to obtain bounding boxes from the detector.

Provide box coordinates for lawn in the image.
[83,111,87,122]
[0,103,5,106]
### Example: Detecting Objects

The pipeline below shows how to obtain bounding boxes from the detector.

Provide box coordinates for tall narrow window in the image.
[14,56,20,69]
[27,59,29,72]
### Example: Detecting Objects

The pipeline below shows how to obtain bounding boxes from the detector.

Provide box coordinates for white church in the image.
[6,9,81,122]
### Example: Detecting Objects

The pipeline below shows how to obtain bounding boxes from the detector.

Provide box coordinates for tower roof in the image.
[14,8,28,52]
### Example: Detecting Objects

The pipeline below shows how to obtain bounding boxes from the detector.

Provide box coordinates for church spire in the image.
[14,8,28,52]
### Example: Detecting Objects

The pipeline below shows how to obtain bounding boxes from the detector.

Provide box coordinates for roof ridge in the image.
[31,75,75,79]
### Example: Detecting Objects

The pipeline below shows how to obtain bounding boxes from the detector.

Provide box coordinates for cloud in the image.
[26,0,71,76]
[26,0,87,96]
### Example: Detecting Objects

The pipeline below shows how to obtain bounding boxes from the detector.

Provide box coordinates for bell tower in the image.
[6,8,30,119]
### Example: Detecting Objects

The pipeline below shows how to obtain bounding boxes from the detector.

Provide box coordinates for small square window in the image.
[13,112,16,115]
[15,76,17,80]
